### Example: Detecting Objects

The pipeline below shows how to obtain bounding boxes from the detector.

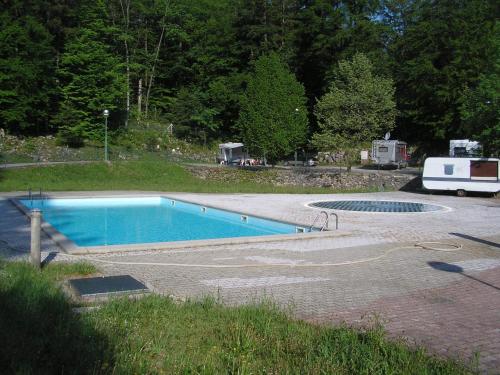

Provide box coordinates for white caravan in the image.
[422,157,500,196]
[217,142,247,164]
[371,140,408,168]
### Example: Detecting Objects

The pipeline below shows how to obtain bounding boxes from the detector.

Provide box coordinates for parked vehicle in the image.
[217,142,247,165]
[449,139,482,157]
[422,157,500,196]
[371,140,409,168]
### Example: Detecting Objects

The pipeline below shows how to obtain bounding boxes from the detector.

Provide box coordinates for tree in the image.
[312,53,396,169]
[460,23,500,157]
[237,53,308,163]
[0,15,56,134]
[55,18,126,144]
[390,0,497,151]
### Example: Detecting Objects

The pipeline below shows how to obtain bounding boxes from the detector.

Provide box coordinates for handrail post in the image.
[330,212,339,230]
[30,209,42,269]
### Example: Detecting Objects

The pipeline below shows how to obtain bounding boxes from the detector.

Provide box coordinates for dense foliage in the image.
[0,0,497,155]
[312,53,396,167]
[238,53,308,162]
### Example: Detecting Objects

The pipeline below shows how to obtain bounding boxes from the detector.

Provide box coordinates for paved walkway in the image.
[0,160,95,169]
[1,191,499,372]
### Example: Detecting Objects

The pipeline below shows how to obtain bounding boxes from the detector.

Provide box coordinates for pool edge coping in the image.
[10,194,345,255]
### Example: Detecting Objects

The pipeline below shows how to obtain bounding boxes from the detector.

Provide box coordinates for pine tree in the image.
[0,15,56,134]
[55,18,126,144]
[237,53,308,163]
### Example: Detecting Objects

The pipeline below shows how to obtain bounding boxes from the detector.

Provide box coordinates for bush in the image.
[115,126,169,152]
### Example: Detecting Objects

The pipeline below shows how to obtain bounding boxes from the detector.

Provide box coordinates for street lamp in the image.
[103,109,109,162]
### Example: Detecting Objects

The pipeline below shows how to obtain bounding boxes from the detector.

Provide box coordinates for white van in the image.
[422,157,500,196]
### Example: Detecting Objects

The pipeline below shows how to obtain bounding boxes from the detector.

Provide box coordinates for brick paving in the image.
[314,265,500,373]
[1,192,499,372]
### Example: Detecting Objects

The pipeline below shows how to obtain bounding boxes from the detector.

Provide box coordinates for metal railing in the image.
[28,187,45,208]
[310,210,339,232]
[310,211,329,232]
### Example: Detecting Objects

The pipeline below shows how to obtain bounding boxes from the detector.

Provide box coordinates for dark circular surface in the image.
[309,200,444,213]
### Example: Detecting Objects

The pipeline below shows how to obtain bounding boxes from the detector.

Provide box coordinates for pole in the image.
[30,209,41,269]
[104,116,108,162]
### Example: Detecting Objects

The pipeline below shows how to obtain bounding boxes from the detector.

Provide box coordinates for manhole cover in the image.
[69,275,149,297]
[309,200,445,213]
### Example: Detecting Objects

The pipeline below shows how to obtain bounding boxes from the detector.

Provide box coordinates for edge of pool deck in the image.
[9,193,348,255]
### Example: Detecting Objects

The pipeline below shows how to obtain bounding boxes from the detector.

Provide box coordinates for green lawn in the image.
[0,161,377,194]
[0,261,472,374]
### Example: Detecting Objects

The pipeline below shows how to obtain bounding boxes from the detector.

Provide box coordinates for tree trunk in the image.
[144,1,169,121]
[125,43,130,127]
[138,78,142,122]
[281,0,286,49]
[119,0,131,128]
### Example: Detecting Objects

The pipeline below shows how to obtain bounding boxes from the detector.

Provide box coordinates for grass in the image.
[0,260,472,374]
[0,261,102,374]
[0,160,378,194]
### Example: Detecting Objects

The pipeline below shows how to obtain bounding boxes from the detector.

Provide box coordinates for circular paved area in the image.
[1,191,499,372]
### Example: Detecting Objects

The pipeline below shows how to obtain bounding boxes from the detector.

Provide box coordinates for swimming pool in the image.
[20,197,307,247]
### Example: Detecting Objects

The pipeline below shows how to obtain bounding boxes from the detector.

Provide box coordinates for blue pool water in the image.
[21,197,302,246]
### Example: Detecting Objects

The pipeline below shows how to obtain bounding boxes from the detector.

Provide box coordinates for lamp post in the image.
[103,109,109,162]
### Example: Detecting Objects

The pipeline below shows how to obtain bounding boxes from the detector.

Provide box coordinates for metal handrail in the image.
[310,211,329,232]
[29,187,46,206]
[329,212,339,230]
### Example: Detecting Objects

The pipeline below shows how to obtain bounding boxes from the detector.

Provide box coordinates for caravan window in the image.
[470,161,498,180]
[378,146,388,152]
[444,164,454,175]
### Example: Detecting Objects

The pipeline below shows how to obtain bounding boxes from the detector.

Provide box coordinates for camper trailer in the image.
[371,140,408,168]
[217,142,247,165]
[422,157,499,196]
[449,139,481,157]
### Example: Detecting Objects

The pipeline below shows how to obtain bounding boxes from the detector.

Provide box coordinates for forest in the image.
[0,0,498,158]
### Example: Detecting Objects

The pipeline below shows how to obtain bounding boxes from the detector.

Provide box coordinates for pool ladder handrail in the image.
[28,187,46,207]
[329,212,339,230]
[310,211,329,232]
[310,211,339,232]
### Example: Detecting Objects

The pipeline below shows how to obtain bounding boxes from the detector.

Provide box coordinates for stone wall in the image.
[186,165,420,191]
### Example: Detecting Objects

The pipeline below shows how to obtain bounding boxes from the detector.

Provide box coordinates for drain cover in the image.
[69,275,149,297]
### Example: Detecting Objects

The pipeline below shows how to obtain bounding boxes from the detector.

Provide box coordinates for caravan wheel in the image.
[457,189,467,197]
